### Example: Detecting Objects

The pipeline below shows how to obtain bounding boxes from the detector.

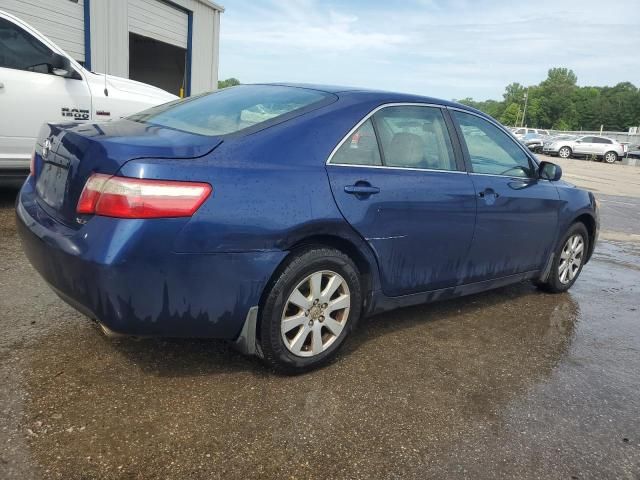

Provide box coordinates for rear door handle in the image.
[344,184,380,195]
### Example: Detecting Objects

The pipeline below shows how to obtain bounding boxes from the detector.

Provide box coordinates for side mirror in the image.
[50,53,74,77]
[539,161,562,181]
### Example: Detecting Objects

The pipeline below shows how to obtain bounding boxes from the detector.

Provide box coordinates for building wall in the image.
[88,0,222,95]
[0,0,86,63]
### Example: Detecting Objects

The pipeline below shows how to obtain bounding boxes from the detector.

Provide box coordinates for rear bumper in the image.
[16,179,286,339]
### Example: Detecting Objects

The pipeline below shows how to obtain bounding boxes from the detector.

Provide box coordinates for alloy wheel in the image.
[604,152,617,164]
[559,147,571,158]
[280,270,351,357]
[558,234,585,284]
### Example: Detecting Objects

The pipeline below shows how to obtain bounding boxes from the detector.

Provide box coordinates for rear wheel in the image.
[603,151,618,164]
[558,146,572,158]
[536,222,589,293]
[258,247,362,372]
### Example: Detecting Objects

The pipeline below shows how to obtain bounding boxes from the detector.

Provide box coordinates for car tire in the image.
[603,151,618,164]
[258,247,362,373]
[536,222,589,293]
[558,146,572,159]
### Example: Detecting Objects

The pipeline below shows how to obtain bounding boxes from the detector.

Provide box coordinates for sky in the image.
[217,0,640,101]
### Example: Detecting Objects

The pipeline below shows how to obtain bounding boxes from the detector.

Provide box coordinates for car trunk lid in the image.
[34,119,222,227]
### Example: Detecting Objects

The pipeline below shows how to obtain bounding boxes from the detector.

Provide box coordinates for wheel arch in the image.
[573,213,597,263]
[259,232,380,314]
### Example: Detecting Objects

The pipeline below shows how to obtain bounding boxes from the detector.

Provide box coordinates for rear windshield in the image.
[127,85,332,136]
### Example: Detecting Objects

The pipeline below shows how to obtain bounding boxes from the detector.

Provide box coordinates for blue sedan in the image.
[17,84,599,372]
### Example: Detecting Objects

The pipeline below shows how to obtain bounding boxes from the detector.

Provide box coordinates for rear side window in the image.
[594,137,612,144]
[373,106,456,171]
[0,18,55,73]
[128,85,333,136]
[330,119,382,166]
[454,111,534,178]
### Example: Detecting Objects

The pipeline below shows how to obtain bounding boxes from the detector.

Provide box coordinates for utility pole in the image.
[520,90,528,128]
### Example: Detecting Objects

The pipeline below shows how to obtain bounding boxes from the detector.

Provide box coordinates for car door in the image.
[0,16,91,169]
[592,136,612,156]
[451,109,562,283]
[573,136,596,155]
[325,105,477,296]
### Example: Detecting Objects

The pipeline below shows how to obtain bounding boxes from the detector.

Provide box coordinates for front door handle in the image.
[478,188,499,198]
[344,183,380,196]
[478,188,500,205]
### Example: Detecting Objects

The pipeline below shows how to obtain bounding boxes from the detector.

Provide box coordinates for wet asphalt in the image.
[1,184,639,480]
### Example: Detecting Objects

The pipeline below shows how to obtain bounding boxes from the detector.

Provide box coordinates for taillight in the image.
[77,174,212,219]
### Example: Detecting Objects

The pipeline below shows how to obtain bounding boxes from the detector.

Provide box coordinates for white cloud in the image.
[218,0,640,99]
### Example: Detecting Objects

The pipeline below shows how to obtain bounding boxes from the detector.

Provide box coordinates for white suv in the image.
[543,135,625,163]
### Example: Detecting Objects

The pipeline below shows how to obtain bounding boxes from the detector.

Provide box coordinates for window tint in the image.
[373,106,456,171]
[527,129,536,134]
[128,85,332,136]
[330,119,382,166]
[0,18,55,73]
[453,111,534,178]
[593,137,611,144]
[580,137,594,143]
[514,128,525,135]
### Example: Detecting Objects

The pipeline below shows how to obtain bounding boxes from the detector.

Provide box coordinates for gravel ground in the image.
[1,159,639,479]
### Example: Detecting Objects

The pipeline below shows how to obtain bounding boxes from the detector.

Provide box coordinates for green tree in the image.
[455,68,640,131]
[218,78,240,89]
[499,103,521,126]
[503,82,526,106]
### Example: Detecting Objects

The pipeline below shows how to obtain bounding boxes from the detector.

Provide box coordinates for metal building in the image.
[0,0,224,96]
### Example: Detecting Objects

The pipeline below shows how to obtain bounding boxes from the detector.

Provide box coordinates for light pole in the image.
[520,90,528,128]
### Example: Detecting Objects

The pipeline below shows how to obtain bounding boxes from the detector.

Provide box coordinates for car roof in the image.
[256,82,469,111]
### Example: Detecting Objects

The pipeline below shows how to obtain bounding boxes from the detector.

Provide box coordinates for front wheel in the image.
[603,151,618,164]
[536,223,589,293]
[558,146,572,158]
[258,247,362,372]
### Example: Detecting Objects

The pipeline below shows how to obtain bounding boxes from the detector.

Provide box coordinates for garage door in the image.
[0,0,85,63]
[128,0,188,49]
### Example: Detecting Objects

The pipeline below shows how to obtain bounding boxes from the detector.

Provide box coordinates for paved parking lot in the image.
[1,157,639,479]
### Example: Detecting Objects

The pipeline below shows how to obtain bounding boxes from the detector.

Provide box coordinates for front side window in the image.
[453,111,534,178]
[128,85,333,136]
[330,119,382,166]
[0,18,55,73]
[373,106,456,171]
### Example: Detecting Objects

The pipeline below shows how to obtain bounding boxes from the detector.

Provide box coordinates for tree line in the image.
[456,68,640,132]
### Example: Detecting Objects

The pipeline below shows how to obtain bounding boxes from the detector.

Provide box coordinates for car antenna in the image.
[103,9,109,97]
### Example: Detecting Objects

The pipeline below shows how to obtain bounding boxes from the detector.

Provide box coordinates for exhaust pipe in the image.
[98,321,127,339]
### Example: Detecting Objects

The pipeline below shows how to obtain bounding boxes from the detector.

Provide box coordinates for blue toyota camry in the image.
[17,84,598,372]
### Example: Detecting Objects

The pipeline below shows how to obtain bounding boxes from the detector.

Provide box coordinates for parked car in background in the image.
[17,84,599,372]
[543,135,625,163]
[0,10,177,183]
[520,132,549,153]
[627,144,640,159]
[512,127,550,140]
